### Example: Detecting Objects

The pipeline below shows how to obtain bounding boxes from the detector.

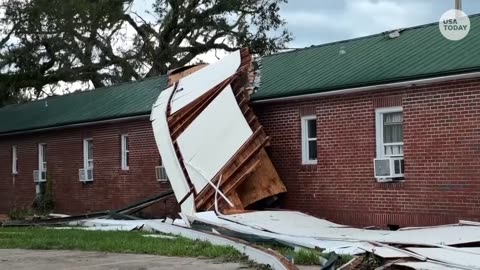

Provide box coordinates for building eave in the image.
[0,114,150,137]
[251,71,480,104]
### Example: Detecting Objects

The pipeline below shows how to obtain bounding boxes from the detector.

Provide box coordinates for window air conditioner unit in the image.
[33,170,47,183]
[155,166,169,182]
[33,170,39,183]
[374,157,404,181]
[79,168,94,182]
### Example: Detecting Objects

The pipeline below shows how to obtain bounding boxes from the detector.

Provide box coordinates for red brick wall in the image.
[0,119,177,218]
[253,78,480,227]
[1,77,479,227]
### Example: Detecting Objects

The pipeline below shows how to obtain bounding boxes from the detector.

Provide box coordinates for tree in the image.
[0,0,291,105]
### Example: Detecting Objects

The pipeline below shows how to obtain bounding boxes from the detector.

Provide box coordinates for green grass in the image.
[260,243,354,266]
[0,227,246,262]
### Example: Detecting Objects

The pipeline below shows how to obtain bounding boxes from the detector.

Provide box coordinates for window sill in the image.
[302,160,317,166]
[34,179,47,183]
[300,163,317,172]
[80,180,94,184]
[374,178,405,188]
[157,180,169,183]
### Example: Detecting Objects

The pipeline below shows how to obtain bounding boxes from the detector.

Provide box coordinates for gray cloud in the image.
[132,0,480,50]
[282,0,480,47]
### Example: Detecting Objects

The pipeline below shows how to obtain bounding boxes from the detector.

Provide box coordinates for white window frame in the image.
[301,115,318,165]
[38,143,47,182]
[83,138,94,181]
[375,107,404,159]
[83,138,93,170]
[12,145,18,175]
[121,134,129,170]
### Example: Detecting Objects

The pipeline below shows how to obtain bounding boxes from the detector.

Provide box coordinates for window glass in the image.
[87,140,93,160]
[307,119,317,139]
[308,140,317,160]
[12,146,18,174]
[383,112,403,143]
[41,144,47,161]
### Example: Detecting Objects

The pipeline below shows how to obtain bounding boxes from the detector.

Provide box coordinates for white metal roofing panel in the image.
[220,211,480,246]
[394,261,465,270]
[177,85,253,193]
[170,50,241,114]
[151,86,195,215]
[192,211,369,255]
[360,246,413,259]
[406,247,480,269]
[221,211,346,230]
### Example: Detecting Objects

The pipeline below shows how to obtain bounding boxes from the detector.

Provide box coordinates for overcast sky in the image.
[134,0,480,49]
[282,0,480,48]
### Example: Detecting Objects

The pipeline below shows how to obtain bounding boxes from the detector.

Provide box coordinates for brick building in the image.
[1,16,480,227]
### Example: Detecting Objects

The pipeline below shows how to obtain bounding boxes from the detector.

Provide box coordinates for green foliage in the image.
[0,0,291,105]
[360,253,383,270]
[261,243,324,265]
[260,243,354,267]
[7,207,34,221]
[32,176,55,213]
[289,248,325,265]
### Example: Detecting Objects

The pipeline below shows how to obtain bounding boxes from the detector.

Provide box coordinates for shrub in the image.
[7,207,34,221]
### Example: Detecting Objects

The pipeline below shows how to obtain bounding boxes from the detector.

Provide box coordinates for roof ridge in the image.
[265,12,480,59]
[0,74,167,110]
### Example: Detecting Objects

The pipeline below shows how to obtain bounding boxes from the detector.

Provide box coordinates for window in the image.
[375,107,404,178]
[301,115,317,165]
[12,146,18,174]
[38,143,47,181]
[82,139,94,181]
[155,157,169,182]
[121,134,129,170]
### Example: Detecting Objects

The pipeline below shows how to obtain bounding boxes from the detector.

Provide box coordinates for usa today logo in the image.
[439,9,470,41]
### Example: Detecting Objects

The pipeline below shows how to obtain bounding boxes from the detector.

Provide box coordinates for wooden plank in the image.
[205,159,261,211]
[196,136,269,210]
[193,128,265,207]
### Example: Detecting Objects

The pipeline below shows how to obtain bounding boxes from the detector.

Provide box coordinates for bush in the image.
[32,176,55,213]
[7,207,34,221]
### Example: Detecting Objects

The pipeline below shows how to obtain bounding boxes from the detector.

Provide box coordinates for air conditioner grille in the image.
[375,159,391,177]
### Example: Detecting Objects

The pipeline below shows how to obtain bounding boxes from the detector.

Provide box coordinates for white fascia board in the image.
[151,86,195,215]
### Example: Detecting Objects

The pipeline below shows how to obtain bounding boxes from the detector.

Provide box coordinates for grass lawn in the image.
[0,227,353,268]
[0,227,246,262]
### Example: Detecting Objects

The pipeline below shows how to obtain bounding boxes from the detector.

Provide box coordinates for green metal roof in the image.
[252,13,480,100]
[2,14,480,134]
[0,75,168,134]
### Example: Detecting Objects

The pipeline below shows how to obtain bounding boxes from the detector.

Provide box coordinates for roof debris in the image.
[150,48,286,216]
